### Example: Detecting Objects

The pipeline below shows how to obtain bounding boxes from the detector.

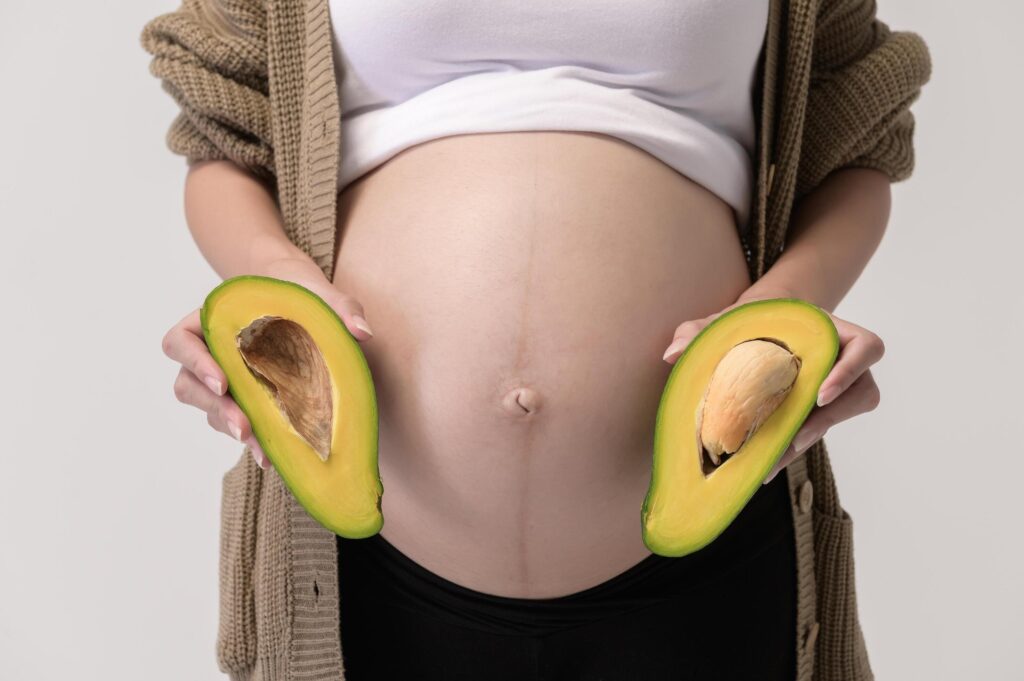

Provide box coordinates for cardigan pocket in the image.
[811,505,874,681]
[215,446,263,679]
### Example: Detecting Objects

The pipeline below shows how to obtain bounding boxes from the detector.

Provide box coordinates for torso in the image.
[331,130,753,598]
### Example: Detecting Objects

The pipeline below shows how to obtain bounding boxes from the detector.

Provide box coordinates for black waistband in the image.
[337,471,793,637]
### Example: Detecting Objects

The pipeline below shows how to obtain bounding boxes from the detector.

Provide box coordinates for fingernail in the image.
[793,428,824,454]
[817,385,838,407]
[228,420,242,442]
[662,338,687,362]
[352,315,374,337]
[249,442,270,470]
[205,375,224,395]
[763,445,793,485]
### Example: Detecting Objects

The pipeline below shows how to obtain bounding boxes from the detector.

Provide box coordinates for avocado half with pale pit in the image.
[642,298,839,557]
[201,275,383,539]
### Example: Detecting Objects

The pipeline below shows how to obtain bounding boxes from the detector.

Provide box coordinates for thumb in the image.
[316,287,374,341]
[259,259,376,342]
[662,315,717,364]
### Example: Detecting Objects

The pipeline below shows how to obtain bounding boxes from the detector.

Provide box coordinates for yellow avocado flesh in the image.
[201,276,383,539]
[642,298,838,557]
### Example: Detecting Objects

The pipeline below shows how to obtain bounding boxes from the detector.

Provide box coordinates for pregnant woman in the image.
[141,0,930,679]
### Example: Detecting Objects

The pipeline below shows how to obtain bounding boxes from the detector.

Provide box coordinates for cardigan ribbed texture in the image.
[140,1,931,678]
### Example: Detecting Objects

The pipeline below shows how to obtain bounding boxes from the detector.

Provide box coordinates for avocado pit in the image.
[236,315,334,462]
[696,337,801,476]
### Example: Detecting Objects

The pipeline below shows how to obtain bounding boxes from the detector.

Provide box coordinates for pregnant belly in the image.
[331,131,753,598]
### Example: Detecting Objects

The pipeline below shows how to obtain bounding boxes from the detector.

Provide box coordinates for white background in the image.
[1,0,1020,679]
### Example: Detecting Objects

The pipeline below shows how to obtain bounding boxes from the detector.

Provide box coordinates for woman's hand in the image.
[161,257,375,470]
[661,294,884,484]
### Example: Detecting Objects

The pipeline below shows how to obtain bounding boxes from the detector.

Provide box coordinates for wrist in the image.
[257,254,329,284]
[247,234,325,281]
[735,280,800,305]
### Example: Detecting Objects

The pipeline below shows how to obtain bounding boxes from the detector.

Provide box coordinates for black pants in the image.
[337,471,796,681]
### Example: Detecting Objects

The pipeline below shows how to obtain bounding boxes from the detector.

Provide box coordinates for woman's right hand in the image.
[161,257,375,469]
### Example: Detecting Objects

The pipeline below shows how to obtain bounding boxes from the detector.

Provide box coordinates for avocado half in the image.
[201,275,383,539]
[641,298,839,557]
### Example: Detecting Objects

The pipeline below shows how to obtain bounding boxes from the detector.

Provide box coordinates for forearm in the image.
[738,167,892,313]
[183,160,326,280]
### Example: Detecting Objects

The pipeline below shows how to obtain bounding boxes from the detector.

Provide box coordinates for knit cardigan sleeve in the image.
[795,0,932,200]
[139,0,274,182]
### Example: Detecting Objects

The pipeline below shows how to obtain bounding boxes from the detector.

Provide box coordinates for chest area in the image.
[328,0,770,105]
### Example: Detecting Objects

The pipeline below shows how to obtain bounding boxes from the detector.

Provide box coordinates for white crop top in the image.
[329,0,770,231]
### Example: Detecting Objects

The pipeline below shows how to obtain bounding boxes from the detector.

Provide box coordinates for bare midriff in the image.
[331,131,753,598]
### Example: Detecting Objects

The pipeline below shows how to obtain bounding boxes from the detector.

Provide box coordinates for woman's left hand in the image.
[661,295,885,484]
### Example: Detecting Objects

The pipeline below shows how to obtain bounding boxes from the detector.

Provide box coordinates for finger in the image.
[246,437,271,470]
[210,411,267,469]
[258,259,375,341]
[319,288,374,341]
[817,322,885,407]
[663,318,712,363]
[792,370,880,453]
[661,299,753,364]
[175,367,252,441]
[162,309,227,396]
[206,405,254,443]
[174,366,216,411]
[763,371,880,485]
[764,444,797,485]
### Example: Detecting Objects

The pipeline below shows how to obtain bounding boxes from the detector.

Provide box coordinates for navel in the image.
[501,386,541,416]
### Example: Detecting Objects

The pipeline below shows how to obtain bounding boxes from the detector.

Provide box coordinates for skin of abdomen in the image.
[331,130,753,598]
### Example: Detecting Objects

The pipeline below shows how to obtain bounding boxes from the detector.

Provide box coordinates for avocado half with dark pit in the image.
[201,275,383,539]
[642,298,839,558]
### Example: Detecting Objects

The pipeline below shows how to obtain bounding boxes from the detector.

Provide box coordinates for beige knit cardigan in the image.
[140,0,931,678]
